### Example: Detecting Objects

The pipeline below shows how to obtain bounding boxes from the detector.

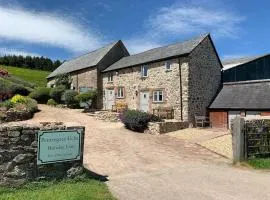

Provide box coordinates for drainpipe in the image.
[178,58,183,121]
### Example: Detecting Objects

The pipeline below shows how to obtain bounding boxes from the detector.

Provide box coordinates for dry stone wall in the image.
[0,122,84,186]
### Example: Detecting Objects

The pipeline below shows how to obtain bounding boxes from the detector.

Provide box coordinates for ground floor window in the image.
[153,90,163,102]
[117,87,124,98]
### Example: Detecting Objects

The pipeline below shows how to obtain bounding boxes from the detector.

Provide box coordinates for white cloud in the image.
[148,3,245,38]
[125,39,161,54]
[0,6,102,53]
[0,48,40,57]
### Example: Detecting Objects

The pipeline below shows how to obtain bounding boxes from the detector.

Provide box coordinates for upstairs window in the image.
[141,65,148,77]
[117,87,124,98]
[165,61,172,71]
[153,90,163,102]
[108,72,113,82]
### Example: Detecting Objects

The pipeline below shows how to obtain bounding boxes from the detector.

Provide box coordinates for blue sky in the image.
[0,0,269,61]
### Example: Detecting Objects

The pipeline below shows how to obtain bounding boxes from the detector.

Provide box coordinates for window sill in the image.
[107,81,114,84]
[152,101,164,104]
[116,97,125,99]
[165,69,172,72]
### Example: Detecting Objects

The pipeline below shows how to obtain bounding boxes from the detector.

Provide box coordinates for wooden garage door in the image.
[210,111,228,129]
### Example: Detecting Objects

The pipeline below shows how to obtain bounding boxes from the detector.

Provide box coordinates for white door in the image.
[106,89,115,110]
[140,91,149,112]
[228,111,241,129]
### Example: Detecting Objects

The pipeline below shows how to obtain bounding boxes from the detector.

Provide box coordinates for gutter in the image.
[178,58,183,121]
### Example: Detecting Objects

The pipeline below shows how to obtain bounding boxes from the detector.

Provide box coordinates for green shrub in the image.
[5,76,35,88]
[47,98,57,106]
[76,90,97,102]
[119,110,163,132]
[50,85,66,103]
[55,74,71,88]
[10,95,38,113]
[25,98,38,113]
[29,87,51,104]
[63,90,78,107]
[0,100,13,110]
[10,84,31,96]
[11,94,28,104]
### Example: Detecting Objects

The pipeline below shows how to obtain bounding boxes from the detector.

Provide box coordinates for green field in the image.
[0,179,115,200]
[1,65,50,87]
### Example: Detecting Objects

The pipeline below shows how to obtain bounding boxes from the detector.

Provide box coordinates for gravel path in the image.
[26,105,270,200]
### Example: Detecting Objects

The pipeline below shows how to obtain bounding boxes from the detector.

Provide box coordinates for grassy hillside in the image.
[1,65,50,87]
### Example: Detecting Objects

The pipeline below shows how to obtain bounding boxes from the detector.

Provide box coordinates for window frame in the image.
[165,61,172,71]
[153,90,164,103]
[141,65,148,77]
[108,72,113,82]
[117,87,125,99]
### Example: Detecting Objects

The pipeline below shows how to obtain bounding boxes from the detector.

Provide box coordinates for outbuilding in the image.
[209,80,270,129]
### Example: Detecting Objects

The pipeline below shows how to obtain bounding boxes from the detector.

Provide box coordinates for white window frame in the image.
[117,87,124,98]
[108,72,113,82]
[153,90,163,103]
[141,65,148,77]
[165,61,172,71]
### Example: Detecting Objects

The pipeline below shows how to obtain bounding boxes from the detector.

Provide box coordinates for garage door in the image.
[228,111,241,129]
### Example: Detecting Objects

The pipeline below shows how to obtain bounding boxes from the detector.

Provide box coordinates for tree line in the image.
[0,55,62,71]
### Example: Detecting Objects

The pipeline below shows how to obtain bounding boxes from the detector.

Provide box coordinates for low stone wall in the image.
[5,110,33,122]
[0,122,85,186]
[89,111,120,122]
[146,121,189,135]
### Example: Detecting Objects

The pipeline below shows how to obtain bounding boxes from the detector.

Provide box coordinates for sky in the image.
[0,0,269,61]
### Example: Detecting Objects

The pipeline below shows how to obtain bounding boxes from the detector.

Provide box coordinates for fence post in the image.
[232,117,245,163]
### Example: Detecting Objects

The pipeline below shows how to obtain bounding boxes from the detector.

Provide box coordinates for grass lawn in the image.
[247,159,270,169]
[0,178,115,200]
[1,65,50,87]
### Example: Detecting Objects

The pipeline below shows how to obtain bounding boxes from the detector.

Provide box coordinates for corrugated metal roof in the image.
[209,80,270,109]
[103,33,209,72]
[47,41,120,78]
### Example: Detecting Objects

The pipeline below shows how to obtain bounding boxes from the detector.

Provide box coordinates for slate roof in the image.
[47,41,120,78]
[209,80,270,109]
[222,54,269,70]
[103,33,209,72]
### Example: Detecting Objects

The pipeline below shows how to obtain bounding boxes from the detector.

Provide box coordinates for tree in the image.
[55,74,71,89]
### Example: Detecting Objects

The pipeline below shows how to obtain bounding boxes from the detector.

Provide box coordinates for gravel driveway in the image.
[27,105,270,200]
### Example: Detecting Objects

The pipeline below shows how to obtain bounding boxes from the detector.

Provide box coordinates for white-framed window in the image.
[165,61,172,71]
[141,65,148,77]
[153,90,163,102]
[117,87,124,98]
[108,72,113,82]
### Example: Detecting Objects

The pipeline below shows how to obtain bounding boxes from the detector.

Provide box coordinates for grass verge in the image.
[1,65,50,87]
[247,158,270,169]
[0,178,115,200]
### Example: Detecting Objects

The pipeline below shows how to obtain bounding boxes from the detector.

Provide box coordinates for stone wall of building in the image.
[102,58,187,120]
[70,67,98,91]
[0,122,84,186]
[187,36,222,124]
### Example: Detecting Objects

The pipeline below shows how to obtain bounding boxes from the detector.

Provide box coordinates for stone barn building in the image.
[209,54,270,129]
[47,40,129,109]
[102,34,222,124]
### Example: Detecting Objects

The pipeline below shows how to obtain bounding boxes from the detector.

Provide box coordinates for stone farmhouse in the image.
[47,40,129,109]
[209,54,270,129]
[102,34,222,123]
